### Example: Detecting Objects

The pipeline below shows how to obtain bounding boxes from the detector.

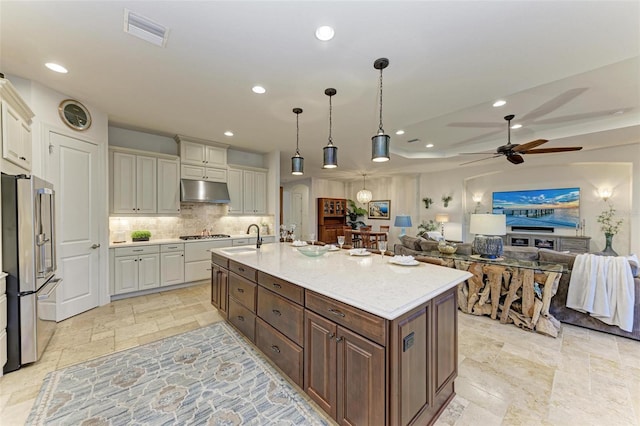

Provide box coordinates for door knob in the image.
[91,243,101,249]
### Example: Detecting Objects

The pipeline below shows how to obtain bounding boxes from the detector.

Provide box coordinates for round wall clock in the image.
[58,99,92,131]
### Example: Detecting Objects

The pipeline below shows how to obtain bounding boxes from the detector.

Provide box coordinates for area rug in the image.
[27,322,329,425]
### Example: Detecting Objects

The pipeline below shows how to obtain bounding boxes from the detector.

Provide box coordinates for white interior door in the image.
[49,132,100,320]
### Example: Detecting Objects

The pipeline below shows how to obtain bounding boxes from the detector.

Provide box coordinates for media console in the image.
[503,232,590,253]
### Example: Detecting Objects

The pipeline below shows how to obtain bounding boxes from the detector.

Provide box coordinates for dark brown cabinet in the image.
[211,254,229,317]
[318,198,347,244]
[305,306,385,425]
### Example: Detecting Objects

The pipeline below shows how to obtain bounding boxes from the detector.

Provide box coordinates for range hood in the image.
[180,179,230,204]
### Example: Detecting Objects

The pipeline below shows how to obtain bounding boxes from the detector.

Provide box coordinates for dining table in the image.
[348,229,388,248]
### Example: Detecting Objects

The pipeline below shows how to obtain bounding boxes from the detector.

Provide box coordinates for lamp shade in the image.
[469,214,506,235]
[394,215,412,228]
[435,213,449,224]
[356,189,372,203]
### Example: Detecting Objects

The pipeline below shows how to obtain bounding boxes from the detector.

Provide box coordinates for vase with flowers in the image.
[596,203,623,256]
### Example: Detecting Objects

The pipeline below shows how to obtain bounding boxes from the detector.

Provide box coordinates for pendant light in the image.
[291,107,304,175]
[356,174,373,204]
[372,58,390,162]
[323,88,338,169]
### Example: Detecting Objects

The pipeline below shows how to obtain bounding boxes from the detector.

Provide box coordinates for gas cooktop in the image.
[179,234,231,240]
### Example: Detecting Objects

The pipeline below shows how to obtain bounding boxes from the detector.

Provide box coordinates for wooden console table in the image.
[418,252,565,337]
[503,232,590,253]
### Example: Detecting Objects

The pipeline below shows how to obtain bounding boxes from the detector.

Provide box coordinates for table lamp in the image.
[469,214,506,259]
[435,213,449,237]
[394,215,412,237]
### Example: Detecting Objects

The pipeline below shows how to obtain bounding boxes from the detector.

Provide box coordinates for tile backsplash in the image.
[110,203,274,242]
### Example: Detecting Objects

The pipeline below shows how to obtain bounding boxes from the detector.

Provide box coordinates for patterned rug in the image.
[27,322,329,425]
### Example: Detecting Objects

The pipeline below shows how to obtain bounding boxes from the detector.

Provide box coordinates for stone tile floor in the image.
[0,283,638,425]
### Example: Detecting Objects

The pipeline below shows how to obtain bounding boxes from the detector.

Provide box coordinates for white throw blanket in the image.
[567,254,635,332]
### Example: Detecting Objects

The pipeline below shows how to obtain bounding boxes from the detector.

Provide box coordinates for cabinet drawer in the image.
[184,260,212,282]
[211,253,228,268]
[232,238,250,246]
[160,243,184,252]
[114,245,159,256]
[229,273,256,311]
[229,260,257,282]
[257,286,304,346]
[306,291,386,346]
[228,298,255,342]
[256,318,303,387]
[257,271,304,305]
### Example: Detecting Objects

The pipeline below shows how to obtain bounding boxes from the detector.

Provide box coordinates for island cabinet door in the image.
[210,264,220,307]
[218,268,228,317]
[305,310,338,419]
[336,325,385,426]
[433,289,457,395]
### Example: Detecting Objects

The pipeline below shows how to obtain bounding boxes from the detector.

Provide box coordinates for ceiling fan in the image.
[460,115,583,165]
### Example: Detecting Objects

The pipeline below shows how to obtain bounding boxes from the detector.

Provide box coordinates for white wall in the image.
[109,127,176,155]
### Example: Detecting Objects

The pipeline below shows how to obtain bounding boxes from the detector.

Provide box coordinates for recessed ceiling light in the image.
[395,130,405,135]
[252,85,266,94]
[493,100,506,107]
[315,26,335,41]
[425,143,434,148]
[224,131,234,137]
[45,62,68,73]
[510,124,522,129]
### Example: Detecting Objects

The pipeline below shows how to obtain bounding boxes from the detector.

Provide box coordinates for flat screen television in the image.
[492,187,580,228]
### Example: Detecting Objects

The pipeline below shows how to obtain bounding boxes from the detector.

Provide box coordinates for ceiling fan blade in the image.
[459,151,496,155]
[520,88,589,122]
[512,139,548,152]
[507,154,524,164]
[447,122,503,128]
[534,108,633,125]
[460,155,501,166]
[524,147,583,154]
[449,129,503,147]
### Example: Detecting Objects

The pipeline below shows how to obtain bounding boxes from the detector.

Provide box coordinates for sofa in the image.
[394,235,640,341]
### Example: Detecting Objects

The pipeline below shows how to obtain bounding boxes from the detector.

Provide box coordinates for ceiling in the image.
[1,1,639,182]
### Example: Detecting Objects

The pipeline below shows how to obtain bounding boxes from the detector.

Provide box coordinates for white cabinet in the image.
[227,168,243,213]
[160,244,184,286]
[111,151,157,214]
[157,158,180,214]
[179,140,227,167]
[180,164,227,182]
[113,246,160,295]
[227,167,267,214]
[0,78,34,173]
[184,240,230,282]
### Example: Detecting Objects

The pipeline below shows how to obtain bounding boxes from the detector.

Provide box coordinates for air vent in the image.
[407,138,421,143]
[124,9,169,47]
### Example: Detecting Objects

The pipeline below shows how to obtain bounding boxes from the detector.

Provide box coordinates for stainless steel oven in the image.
[2,173,61,373]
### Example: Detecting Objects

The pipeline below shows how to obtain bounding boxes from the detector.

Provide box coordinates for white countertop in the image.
[109,234,274,248]
[211,243,472,320]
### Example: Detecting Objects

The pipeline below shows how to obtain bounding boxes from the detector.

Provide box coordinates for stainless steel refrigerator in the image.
[2,174,61,373]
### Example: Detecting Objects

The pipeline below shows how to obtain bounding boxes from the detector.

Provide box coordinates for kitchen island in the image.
[210,243,472,426]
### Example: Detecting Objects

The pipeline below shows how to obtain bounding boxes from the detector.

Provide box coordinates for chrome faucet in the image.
[247,224,263,249]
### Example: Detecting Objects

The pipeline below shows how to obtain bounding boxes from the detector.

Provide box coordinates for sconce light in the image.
[598,188,612,202]
[472,194,482,213]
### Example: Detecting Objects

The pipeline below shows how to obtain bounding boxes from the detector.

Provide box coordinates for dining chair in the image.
[344,229,354,248]
[360,229,378,249]
[379,225,390,242]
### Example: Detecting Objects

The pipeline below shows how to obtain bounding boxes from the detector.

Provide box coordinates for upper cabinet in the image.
[109,147,180,215]
[0,78,34,173]
[228,166,267,214]
[175,135,229,183]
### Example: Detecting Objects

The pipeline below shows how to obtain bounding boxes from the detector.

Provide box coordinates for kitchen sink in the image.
[220,247,257,255]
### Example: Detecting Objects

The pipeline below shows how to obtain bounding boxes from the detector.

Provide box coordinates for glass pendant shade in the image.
[291,107,304,175]
[372,133,390,162]
[323,88,338,169]
[356,188,372,203]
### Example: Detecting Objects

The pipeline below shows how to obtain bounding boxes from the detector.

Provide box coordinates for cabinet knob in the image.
[237,288,244,293]
[237,315,244,322]
[272,283,282,289]
[270,345,281,354]
[328,332,335,339]
[335,336,344,343]
[19,156,26,161]
[272,309,281,316]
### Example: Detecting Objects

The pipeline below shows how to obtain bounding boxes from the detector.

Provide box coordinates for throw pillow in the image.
[419,239,439,252]
[400,235,423,251]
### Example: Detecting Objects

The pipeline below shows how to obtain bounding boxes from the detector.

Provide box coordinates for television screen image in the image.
[492,187,580,228]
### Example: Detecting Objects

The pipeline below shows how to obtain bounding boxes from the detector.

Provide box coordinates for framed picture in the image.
[368,200,390,220]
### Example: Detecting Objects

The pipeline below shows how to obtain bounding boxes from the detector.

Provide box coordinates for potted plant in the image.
[596,203,623,255]
[422,197,433,209]
[131,230,151,242]
[347,199,367,229]
[416,220,438,238]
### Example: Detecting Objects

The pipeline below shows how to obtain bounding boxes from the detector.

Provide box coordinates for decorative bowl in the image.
[296,245,330,257]
[437,242,457,254]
